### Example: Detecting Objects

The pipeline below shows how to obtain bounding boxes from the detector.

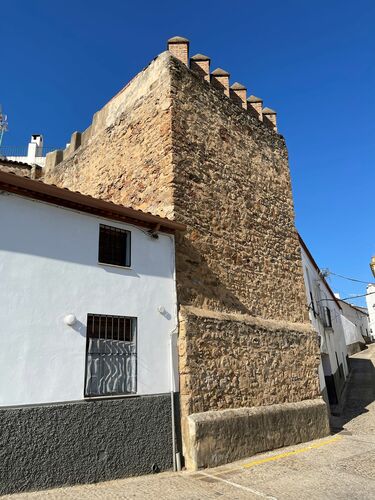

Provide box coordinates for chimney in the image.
[247,95,263,121]
[211,68,230,97]
[190,54,210,82]
[27,134,43,160]
[262,107,277,131]
[230,82,247,109]
[167,36,189,66]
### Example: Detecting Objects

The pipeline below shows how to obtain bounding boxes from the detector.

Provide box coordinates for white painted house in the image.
[0,171,185,493]
[3,134,46,167]
[366,283,375,341]
[299,235,349,409]
[338,299,369,354]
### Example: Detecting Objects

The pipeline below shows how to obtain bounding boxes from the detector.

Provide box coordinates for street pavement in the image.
[5,344,375,499]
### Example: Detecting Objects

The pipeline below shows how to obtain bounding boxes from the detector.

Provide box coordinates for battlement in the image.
[46,36,278,171]
[168,36,277,129]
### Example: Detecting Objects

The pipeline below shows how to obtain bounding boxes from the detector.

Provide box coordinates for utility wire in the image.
[320,269,375,285]
[318,291,375,303]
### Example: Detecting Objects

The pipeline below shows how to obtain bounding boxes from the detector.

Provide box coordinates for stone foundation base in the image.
[184,398,330,470]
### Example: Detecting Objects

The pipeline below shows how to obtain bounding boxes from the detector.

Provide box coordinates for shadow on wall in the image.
[175,233,251,315]
[0,203,173,279]
[332,356,375,431]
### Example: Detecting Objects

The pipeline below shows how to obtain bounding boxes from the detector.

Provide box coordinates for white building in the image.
[2,134,46,167]
[366,283,375,341]
[338,299,369,354]
[0,171,185,493]
[299,235,349,409]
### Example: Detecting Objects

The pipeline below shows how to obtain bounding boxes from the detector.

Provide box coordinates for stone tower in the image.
[44,37,329,469]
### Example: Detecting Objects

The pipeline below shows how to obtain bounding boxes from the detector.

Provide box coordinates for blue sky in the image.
[2,0,375,304]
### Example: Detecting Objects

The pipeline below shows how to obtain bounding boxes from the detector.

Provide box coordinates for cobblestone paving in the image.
[5,345,375,499]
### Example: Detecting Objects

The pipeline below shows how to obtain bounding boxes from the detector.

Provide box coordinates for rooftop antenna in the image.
[0,105,8,148]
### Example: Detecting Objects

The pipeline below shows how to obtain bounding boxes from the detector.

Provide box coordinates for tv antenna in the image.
[0,105,8,148]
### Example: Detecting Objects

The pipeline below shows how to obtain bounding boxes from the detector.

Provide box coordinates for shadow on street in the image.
[331,355,375,432]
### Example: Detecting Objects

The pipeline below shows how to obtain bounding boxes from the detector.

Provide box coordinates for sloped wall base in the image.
[184,398,330,470]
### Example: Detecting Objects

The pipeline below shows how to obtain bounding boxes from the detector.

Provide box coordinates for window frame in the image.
[84,313,137,398]
[98,223,131,268]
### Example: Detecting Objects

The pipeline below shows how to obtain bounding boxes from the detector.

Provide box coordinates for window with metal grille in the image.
[324,306,332,328]
[85,314,137,397]
[98,224,131,267]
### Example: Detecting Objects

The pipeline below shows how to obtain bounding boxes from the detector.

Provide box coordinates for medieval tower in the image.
[44,37,329,468]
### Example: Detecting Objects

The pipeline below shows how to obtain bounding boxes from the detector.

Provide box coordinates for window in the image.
[98,224,131,267]
[310,292,316,318]
[305,267,316,318]
[324,306,332,328]
[85,314,137,397]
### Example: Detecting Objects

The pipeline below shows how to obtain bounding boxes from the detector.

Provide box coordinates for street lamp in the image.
[370,256,375,278]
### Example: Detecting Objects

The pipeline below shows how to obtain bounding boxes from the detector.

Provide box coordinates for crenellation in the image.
[230,82,247,109]
[262,107,277,131]
[190,53,210,82]
[247,95,263,121]
[167,36,189,66]
[210,68,230,96]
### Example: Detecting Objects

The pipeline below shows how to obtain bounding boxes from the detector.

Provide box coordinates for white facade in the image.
[0,192,178,407]
[338,299,370,346]
[5,134,46,167]
[366,284,375,340]
[300,243,349,404]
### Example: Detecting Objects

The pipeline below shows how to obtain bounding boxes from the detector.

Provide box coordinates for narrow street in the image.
[5,344,375,500]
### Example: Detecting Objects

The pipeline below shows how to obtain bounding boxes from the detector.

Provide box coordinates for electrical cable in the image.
[320,269,375,285]
[316,290,375,303]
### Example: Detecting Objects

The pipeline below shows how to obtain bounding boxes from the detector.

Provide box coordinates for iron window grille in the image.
[323,306,332,328]
[98,224,131,267]
[84,314,137,397]
[309,292,316,318]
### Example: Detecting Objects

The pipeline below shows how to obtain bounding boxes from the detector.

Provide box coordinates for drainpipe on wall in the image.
[169,327,181,471]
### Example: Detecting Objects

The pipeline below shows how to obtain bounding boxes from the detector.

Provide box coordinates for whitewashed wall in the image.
[366,284,375,340]
[339,299,369,344]
[300,246,349,391]
[0,192,178,406]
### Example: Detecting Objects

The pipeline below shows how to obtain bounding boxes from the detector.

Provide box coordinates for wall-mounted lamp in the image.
[370,256,375,279]
[64,314,77,326]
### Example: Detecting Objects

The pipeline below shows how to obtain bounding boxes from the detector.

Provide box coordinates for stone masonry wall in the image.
[170,56,307,323]
[0,160,41,179]
[44,52,307,325]
[44,53,175,219]
[179,307,321,419]
[44,50,321,425]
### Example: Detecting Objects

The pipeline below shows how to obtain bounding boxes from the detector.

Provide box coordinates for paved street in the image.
[5,344,375,500]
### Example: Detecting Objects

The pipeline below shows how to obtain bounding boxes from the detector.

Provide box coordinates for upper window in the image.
[98,224,131,267]
[324,306,332,328]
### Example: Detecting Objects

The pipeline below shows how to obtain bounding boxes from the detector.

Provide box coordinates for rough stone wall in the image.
[170,57,307,323]
[43,51,321,425]
[179,307,320,419]
[44,53,175,219]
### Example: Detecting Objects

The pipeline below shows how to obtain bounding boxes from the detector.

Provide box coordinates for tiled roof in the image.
[0,171,186,233]
[0,157,35,168]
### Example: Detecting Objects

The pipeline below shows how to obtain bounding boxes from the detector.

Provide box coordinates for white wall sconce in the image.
[64,314,77,326]
[158,306,166,315]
